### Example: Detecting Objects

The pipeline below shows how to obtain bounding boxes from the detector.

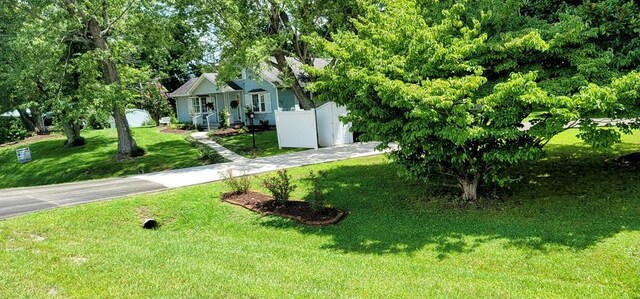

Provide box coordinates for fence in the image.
[274,101,353,149]
[274,109,318,149]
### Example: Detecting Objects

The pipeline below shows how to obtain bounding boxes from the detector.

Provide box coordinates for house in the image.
[168,57,329,128]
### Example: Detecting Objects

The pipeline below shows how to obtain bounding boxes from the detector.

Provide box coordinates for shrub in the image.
[259,119,270,130]
[218,108,230,129]
[222,169,251,195]
[307,170,328,212]
[0,117,32,144]
[262,169,296,204]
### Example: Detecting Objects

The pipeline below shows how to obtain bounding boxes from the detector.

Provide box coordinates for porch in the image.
[188,90,245,130]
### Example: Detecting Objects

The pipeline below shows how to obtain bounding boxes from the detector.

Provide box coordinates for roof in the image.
[168,73,242,98]
[168,57,331,97]
[259,57,331,87]
[168,77,198,97]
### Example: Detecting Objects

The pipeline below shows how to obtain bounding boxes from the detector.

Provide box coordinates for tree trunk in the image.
[112,105,143,160]
[29,109,50,135]
[16,109,36,132]
[266,2,315,110]
[459,176,480,202]
[273,54,315,110]
[61,119,84,147]
[86,17,142,160]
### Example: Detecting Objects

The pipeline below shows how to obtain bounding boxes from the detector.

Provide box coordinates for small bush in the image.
[0,117,32,144]
[173,122,196,131]
[219,108,230,129]
[262,169,296,204]
[259,120,270,130]
[222,169,251,195]
[307,170,328,212]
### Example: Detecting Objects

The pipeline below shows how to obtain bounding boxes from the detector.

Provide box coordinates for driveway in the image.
[0,142,384,219]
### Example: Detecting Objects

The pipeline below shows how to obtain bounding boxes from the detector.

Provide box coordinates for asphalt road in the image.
[0,178,166,219]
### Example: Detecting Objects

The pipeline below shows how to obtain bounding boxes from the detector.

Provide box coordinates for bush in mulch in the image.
[221,169,345,225]
[221,191,346,226]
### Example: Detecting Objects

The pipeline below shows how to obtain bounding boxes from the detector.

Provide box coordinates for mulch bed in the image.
[209,128,242,137]
[222,191,346,226]
[159,127,191,134]
[0,134,58,147]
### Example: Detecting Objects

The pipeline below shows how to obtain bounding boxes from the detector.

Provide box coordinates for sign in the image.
[16,147,32,164]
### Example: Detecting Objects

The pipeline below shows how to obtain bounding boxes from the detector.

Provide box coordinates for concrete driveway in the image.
[0,142,384,219]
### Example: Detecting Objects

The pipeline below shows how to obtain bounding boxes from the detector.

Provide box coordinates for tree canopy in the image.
[311,0,640,200]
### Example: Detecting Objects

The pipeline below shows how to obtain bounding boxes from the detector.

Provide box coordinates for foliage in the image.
[259,120,270,130]
[222,169,251,195]
[201,0,363,109]
[0,117,32,144]
[311,0,640,201]
[137,81,172,126]
[218,107,230,129]
[306,170,328,212]
[1,133,640,297]
[262,169,296,204]
[86,111,111,130]
[169,122,197,131]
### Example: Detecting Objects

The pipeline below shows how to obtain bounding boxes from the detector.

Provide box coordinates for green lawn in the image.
[211,130,307,158]
[0,127,223,189]
[0,130,639,297]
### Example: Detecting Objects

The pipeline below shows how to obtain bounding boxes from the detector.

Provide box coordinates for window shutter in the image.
[245,94,252,110]
[265,93,272,113]
[187,97,194,115]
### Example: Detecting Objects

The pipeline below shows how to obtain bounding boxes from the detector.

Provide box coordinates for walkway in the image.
[0,142,385,219]
[191,132,248,162]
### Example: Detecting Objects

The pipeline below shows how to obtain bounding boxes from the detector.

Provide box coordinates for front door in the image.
[228,92,242,124]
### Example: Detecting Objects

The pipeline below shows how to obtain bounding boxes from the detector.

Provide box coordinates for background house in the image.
[168,58,329,128]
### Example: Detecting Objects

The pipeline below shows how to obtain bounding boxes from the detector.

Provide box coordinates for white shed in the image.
[109,109,152,128]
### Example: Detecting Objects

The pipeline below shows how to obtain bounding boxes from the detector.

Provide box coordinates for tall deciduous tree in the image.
[311,0,639,201]
[204,0,362,109]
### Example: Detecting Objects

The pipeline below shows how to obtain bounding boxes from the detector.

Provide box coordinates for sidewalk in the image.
[0,141,385,219]
[133,141,383,188]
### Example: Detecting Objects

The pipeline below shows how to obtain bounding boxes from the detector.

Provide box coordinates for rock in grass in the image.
[143,219,159,230]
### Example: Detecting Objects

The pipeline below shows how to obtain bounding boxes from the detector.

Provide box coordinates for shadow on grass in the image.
[0,132,210,188]
[259,144,640,258]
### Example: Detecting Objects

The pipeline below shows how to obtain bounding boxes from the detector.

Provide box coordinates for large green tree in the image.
[311,0,639,201]
[204,0,363,109]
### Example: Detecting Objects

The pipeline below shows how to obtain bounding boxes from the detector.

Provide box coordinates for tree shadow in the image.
[258,144,640,258]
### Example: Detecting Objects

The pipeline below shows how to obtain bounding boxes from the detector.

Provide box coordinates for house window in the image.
[252,93,267,113]
[191,97,208,114]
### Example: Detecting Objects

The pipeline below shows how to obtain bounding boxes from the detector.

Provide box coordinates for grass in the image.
[0,127,225,189]
[211,130,307,158]
[0,129,639,297]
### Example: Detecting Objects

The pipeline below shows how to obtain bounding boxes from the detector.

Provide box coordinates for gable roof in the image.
[168,77,198,98]
[168,73,243,98]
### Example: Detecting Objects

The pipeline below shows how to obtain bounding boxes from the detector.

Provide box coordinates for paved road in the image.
[0,178,167,219]
[0,142,384,219]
